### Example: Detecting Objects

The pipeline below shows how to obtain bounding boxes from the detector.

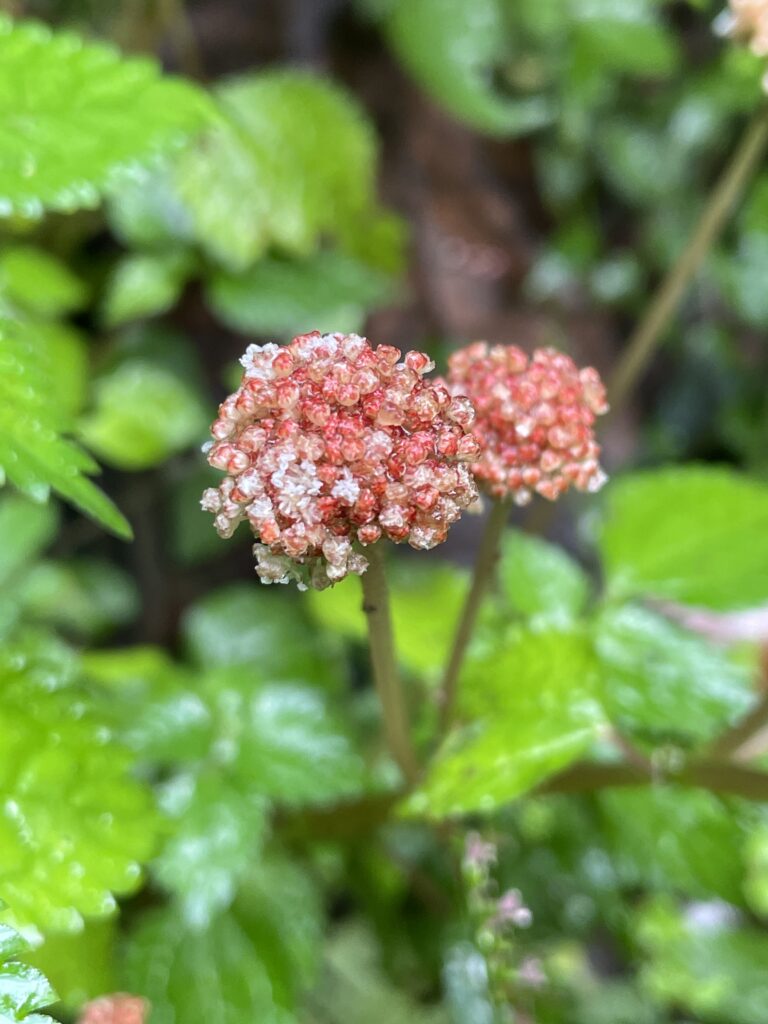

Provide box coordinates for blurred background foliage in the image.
[2,1,768,1023]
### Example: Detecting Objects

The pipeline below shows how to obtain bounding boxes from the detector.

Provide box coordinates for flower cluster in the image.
[446,342,608,504]
[715,1,768,58]
[79,996,146,1024]
[202,332,479,588]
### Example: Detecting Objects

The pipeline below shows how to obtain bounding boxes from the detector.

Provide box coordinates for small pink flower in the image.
[203,332,480,589]
[446,343,608,505]
[716,1,768,56]
[495,888,533,928]
[463,831,498,872]
[78,995,147,1024]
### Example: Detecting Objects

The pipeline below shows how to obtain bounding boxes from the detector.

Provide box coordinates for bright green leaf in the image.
[207,251,396,338]
[0,318,131,538]
[0,494,56,587]
[24,919,115,1012]
[0,924,56,1023]
[102,250,193,328]
[599,466,768,609]
[0,246,87,317]
[384,0,552,135]
[79,358,207,470]
[0,17,211,216]
[20,558,139,638]
[499,529,591,624]
[407,629,604,816]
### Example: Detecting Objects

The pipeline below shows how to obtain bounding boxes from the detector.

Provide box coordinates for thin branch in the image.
[360,543,420,785]
[609,105,768,408]
[439,499,509,733]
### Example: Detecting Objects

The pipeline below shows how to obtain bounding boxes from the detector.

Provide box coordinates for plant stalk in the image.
[361,543,420,784]
[439,499,509,733]
[609,105,768,408]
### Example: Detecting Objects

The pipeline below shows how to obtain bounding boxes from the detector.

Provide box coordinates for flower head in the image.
[203,332,479,588]
[79,996,147,1024]
[715,1,768,57]
[446,342,608,505]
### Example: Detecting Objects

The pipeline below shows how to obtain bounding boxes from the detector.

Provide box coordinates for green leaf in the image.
[207,251,396,338]
[107,163,196,249]
[594,604,754,745]
[635,896,768,1024]
[182,583,337,682]
[383,0,553,136]
[23,919,115,1011]
[599,787,748,904]
[102,250,192,328]
[28,321,89,417]
[406,629,604,816]
[122,908,291,1024]
[0,246,87,317]
[572,1,679,77]
[79,357,207,470]
[153,771,268,928]
[0,318,131,538]
[176,70,379,271]
[0,925,56,1022]
[203,673,366,806]
[0,652,159,932]
[308,561,469,678]
[599,466,768,609]
[0,494,56,587]
[0,17,211,217]
[499,529,591,624]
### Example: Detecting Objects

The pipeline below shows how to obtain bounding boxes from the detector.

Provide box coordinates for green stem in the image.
[609,105,768,408]
[439,499,509,733]
[361,543,420,785]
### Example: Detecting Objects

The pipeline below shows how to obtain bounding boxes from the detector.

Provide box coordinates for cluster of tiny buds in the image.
[715,1,768,62]
[446,342,608,505]
[78,995,146,1024]
[202,332,479,589]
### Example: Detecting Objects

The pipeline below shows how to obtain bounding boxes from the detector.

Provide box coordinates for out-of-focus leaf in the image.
[176,70,379,271]
[599,466,768,609]
[0,923,56,1022]
[0,246,87,317]
[406,629,604,816]
[0,651,158,932]
[79,358,207,470]
[102,250,193,328]
[594,604,754,745]
[182,583,337,683]
[0,494,57,587]
[635,896,768,1024]
[122,908,288,1024]
[207,251,396,338]
[203,672,366,806]
[309,561,469,678]
[107,164,196,249]
[153,771,268,928]
[599,787,749,904]
[20,558,139,638]
[30,320,89,417]
[442,943,494,1024]
[383,0,552,135]
[24,919,115,1011]
[572,1,679,77]
[499,529,591,624]
[0,318,131,538]
[0,16,211,217]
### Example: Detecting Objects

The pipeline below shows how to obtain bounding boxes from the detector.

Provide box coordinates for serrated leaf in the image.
[0,17,211,216]
[122,908,290,1024]
[0,494,57,587]
[78,357,207,470]
[308,561,469,678]
[153,771,268,928]
[102,250,193,328]
[599,787,749,904]
[407,629,604,816]
[204,673,366,806]
[0,654,159,932]
[0,318,131,538]
[499,529,591,624]
[207,251,396,338]
[599,466,768,609]
[384,0,553,135]
[176,70,378,271]
[0,246,87,317]
[594,604,754,745]
[0,925,56,1022]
